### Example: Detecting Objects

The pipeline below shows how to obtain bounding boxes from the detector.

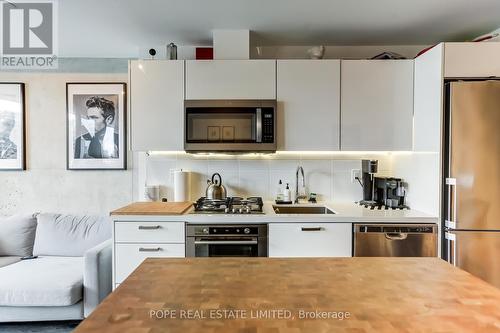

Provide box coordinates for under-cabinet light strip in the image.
[146,151,425,157]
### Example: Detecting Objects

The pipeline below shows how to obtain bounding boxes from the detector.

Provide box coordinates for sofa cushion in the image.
[0,214,37,256]
[0,256,21,268]
[0,256,83,306]
[33,214,111,257]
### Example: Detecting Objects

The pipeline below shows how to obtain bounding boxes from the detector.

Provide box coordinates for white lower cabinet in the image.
[115,243,185,283]
[268,223,352,257]
[113,220,186,285]
[114,221,185,243]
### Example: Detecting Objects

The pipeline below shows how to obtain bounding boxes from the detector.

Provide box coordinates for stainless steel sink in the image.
[272,205,335,214]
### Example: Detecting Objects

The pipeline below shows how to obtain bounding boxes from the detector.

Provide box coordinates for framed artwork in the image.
[0,83,25,171]
[66,83,127,170]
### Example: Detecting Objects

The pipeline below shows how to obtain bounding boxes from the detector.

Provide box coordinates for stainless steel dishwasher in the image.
[354,224,437,257]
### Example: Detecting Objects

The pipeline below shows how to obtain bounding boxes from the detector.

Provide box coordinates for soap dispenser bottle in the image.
[283,183,291,202]
[276,180,284,201]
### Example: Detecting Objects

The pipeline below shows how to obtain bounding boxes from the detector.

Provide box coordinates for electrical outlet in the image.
[351,169,361,183]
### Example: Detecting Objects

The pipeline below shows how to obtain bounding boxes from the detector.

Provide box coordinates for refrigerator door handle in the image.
[445,232,457,266]
[445,178,457,229]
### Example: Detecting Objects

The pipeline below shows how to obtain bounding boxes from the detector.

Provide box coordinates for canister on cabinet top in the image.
[167,43,177,60]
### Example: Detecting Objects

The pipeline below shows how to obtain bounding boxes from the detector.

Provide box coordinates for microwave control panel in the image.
[262,108,274,143]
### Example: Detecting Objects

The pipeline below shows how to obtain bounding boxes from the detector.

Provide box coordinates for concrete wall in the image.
[0,65,132,216]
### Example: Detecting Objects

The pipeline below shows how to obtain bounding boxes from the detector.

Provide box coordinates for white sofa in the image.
[0,213,112,322]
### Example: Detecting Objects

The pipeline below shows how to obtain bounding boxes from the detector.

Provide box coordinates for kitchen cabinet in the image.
[113,220,185,285]
[277,60,341,151]
[185,60,276,100]
[129,60,184,151]
[341,60,414,151]
[444,42,500,78]
[413,44,443,152]
[268,223,352,257]
[115,243,185,283]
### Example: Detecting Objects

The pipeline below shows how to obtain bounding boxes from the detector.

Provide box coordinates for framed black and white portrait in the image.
[66,83,126,170]
[0,83,25,171]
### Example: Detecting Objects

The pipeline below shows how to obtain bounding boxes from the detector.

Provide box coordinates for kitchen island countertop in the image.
[75,257,500,333]
[111,201,438,224]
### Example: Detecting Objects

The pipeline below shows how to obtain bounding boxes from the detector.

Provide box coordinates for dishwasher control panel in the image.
[357,225,435,233]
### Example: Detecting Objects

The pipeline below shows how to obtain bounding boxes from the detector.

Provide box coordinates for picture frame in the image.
[0,83,26,171]
[66,83,127,170]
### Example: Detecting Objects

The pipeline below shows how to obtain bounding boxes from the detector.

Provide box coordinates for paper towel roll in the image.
[174,170,191,202]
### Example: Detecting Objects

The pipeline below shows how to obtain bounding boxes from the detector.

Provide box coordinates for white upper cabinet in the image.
[444,42,500,78]
[129,60,184,151]
[185,60,276,100]
[277,60,341,151]
[414,44,443,152]
[341,60,414,151]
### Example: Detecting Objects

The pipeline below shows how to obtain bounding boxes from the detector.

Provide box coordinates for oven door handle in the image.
[194,239,258,245]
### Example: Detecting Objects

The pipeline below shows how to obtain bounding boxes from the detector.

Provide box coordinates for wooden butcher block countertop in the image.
[110,201,193,215]
[74,258,500,333]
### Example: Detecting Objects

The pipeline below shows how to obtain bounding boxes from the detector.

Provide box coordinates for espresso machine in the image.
[358,160,409,210]
[374,177,408,209]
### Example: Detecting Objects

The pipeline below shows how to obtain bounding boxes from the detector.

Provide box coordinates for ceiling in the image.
[58,0,500,57]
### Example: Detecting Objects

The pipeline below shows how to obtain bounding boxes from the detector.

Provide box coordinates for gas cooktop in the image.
[192,196,264,215]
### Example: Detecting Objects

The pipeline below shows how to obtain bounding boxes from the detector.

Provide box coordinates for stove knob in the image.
[239,208,244,214]
[244,228,251,234]
[232,208,237,214]
[224,207,230,213]
[245,207,251,214]
[202,228,209,234]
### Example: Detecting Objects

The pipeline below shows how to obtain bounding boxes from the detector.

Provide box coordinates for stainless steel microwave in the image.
[184,100,277,152]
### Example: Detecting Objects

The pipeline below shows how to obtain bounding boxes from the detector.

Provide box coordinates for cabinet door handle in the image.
[138,225,161,230]
[301,227,323,231]
[139,247,162,252]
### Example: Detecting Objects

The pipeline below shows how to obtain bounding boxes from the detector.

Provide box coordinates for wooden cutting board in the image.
[110,202,193,215]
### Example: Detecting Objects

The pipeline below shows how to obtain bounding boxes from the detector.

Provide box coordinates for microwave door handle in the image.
[256,108,262,143]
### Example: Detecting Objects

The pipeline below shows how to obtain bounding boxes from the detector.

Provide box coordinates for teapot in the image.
[205,173,227,200]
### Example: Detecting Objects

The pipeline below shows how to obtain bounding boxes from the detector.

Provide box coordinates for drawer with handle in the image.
[114,221,185,243]
[115,243,185,283]
[268,223,352,258]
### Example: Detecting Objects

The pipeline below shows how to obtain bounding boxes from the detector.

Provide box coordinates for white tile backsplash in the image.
[141,153,394,202]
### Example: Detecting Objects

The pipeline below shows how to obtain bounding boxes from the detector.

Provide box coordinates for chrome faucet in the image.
[295,166,307,204]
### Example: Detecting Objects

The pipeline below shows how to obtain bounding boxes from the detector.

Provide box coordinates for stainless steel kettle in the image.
[206,173,227,200]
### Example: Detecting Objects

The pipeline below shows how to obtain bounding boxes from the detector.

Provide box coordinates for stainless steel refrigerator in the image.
[444,80,500,289]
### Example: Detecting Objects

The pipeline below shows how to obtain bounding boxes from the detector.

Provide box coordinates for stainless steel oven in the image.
[184,100,276,152]
[186,224,268,257]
